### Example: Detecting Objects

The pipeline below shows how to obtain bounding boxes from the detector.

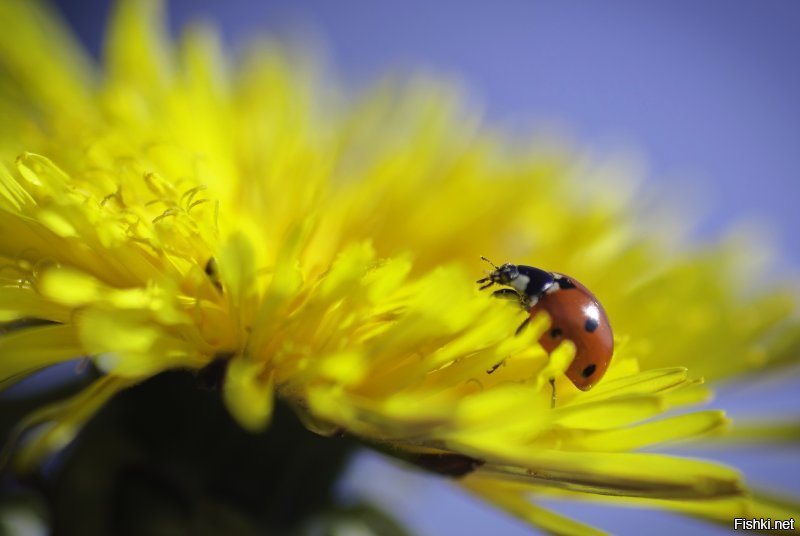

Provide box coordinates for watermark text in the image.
[734,518,795,531]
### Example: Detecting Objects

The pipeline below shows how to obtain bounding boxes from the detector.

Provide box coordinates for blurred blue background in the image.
[46,1,800,534]
[52,0,800,272]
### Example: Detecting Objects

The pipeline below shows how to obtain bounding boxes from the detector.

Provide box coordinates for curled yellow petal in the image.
[223,355,274,433]
[3,375,135,473]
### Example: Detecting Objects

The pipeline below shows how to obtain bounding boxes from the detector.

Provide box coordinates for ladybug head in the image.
[477,259,555,301]
[477,258,520,289]
[489,263,520,285]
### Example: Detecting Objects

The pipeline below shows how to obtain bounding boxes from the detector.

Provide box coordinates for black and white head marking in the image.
[477,261,519,290]
[514,265,555,299]
[545,273,576,294]
[478,260,554,308]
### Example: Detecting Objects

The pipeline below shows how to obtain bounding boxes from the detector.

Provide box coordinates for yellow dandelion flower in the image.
[1,0,799,534]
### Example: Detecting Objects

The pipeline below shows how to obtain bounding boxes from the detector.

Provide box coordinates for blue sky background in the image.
[46,1,800,534]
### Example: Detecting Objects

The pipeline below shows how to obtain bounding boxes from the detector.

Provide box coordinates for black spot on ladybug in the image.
[549,327,563,339]
[584,317,599,333]
[581,364,597,378]
[556,277,576,290]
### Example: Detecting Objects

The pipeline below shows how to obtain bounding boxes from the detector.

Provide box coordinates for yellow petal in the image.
[554,410,729,452]
[316,350,368,385]
[0,287,70,323]
[223,356,274,432]
[535,338,576,391]
[444,384,551,443]
[76,309,202,376]
[0,324,83,388]
[720,421,800,443]
[4,375,135,473]
[0,164,34,210]
[39,267,104,307]
[577,367,690,402]
[104,0,172,93]
[552,395,667,430]
[460,443,743,499]
[462,477,608,536]
[0,0,93,116]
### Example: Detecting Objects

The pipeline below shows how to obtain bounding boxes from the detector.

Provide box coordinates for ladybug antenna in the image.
[477,256,499,287]
[480,256,499,270]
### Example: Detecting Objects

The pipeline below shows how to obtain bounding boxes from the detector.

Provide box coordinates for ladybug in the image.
[477,257,613,394]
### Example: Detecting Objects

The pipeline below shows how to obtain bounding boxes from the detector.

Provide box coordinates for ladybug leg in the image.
[477,278,494,290]
[491,288,520,300]
[493,288,533,309]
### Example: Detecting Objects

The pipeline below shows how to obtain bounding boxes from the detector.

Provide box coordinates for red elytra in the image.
[477,259,613,391]
[531,273,613,390]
